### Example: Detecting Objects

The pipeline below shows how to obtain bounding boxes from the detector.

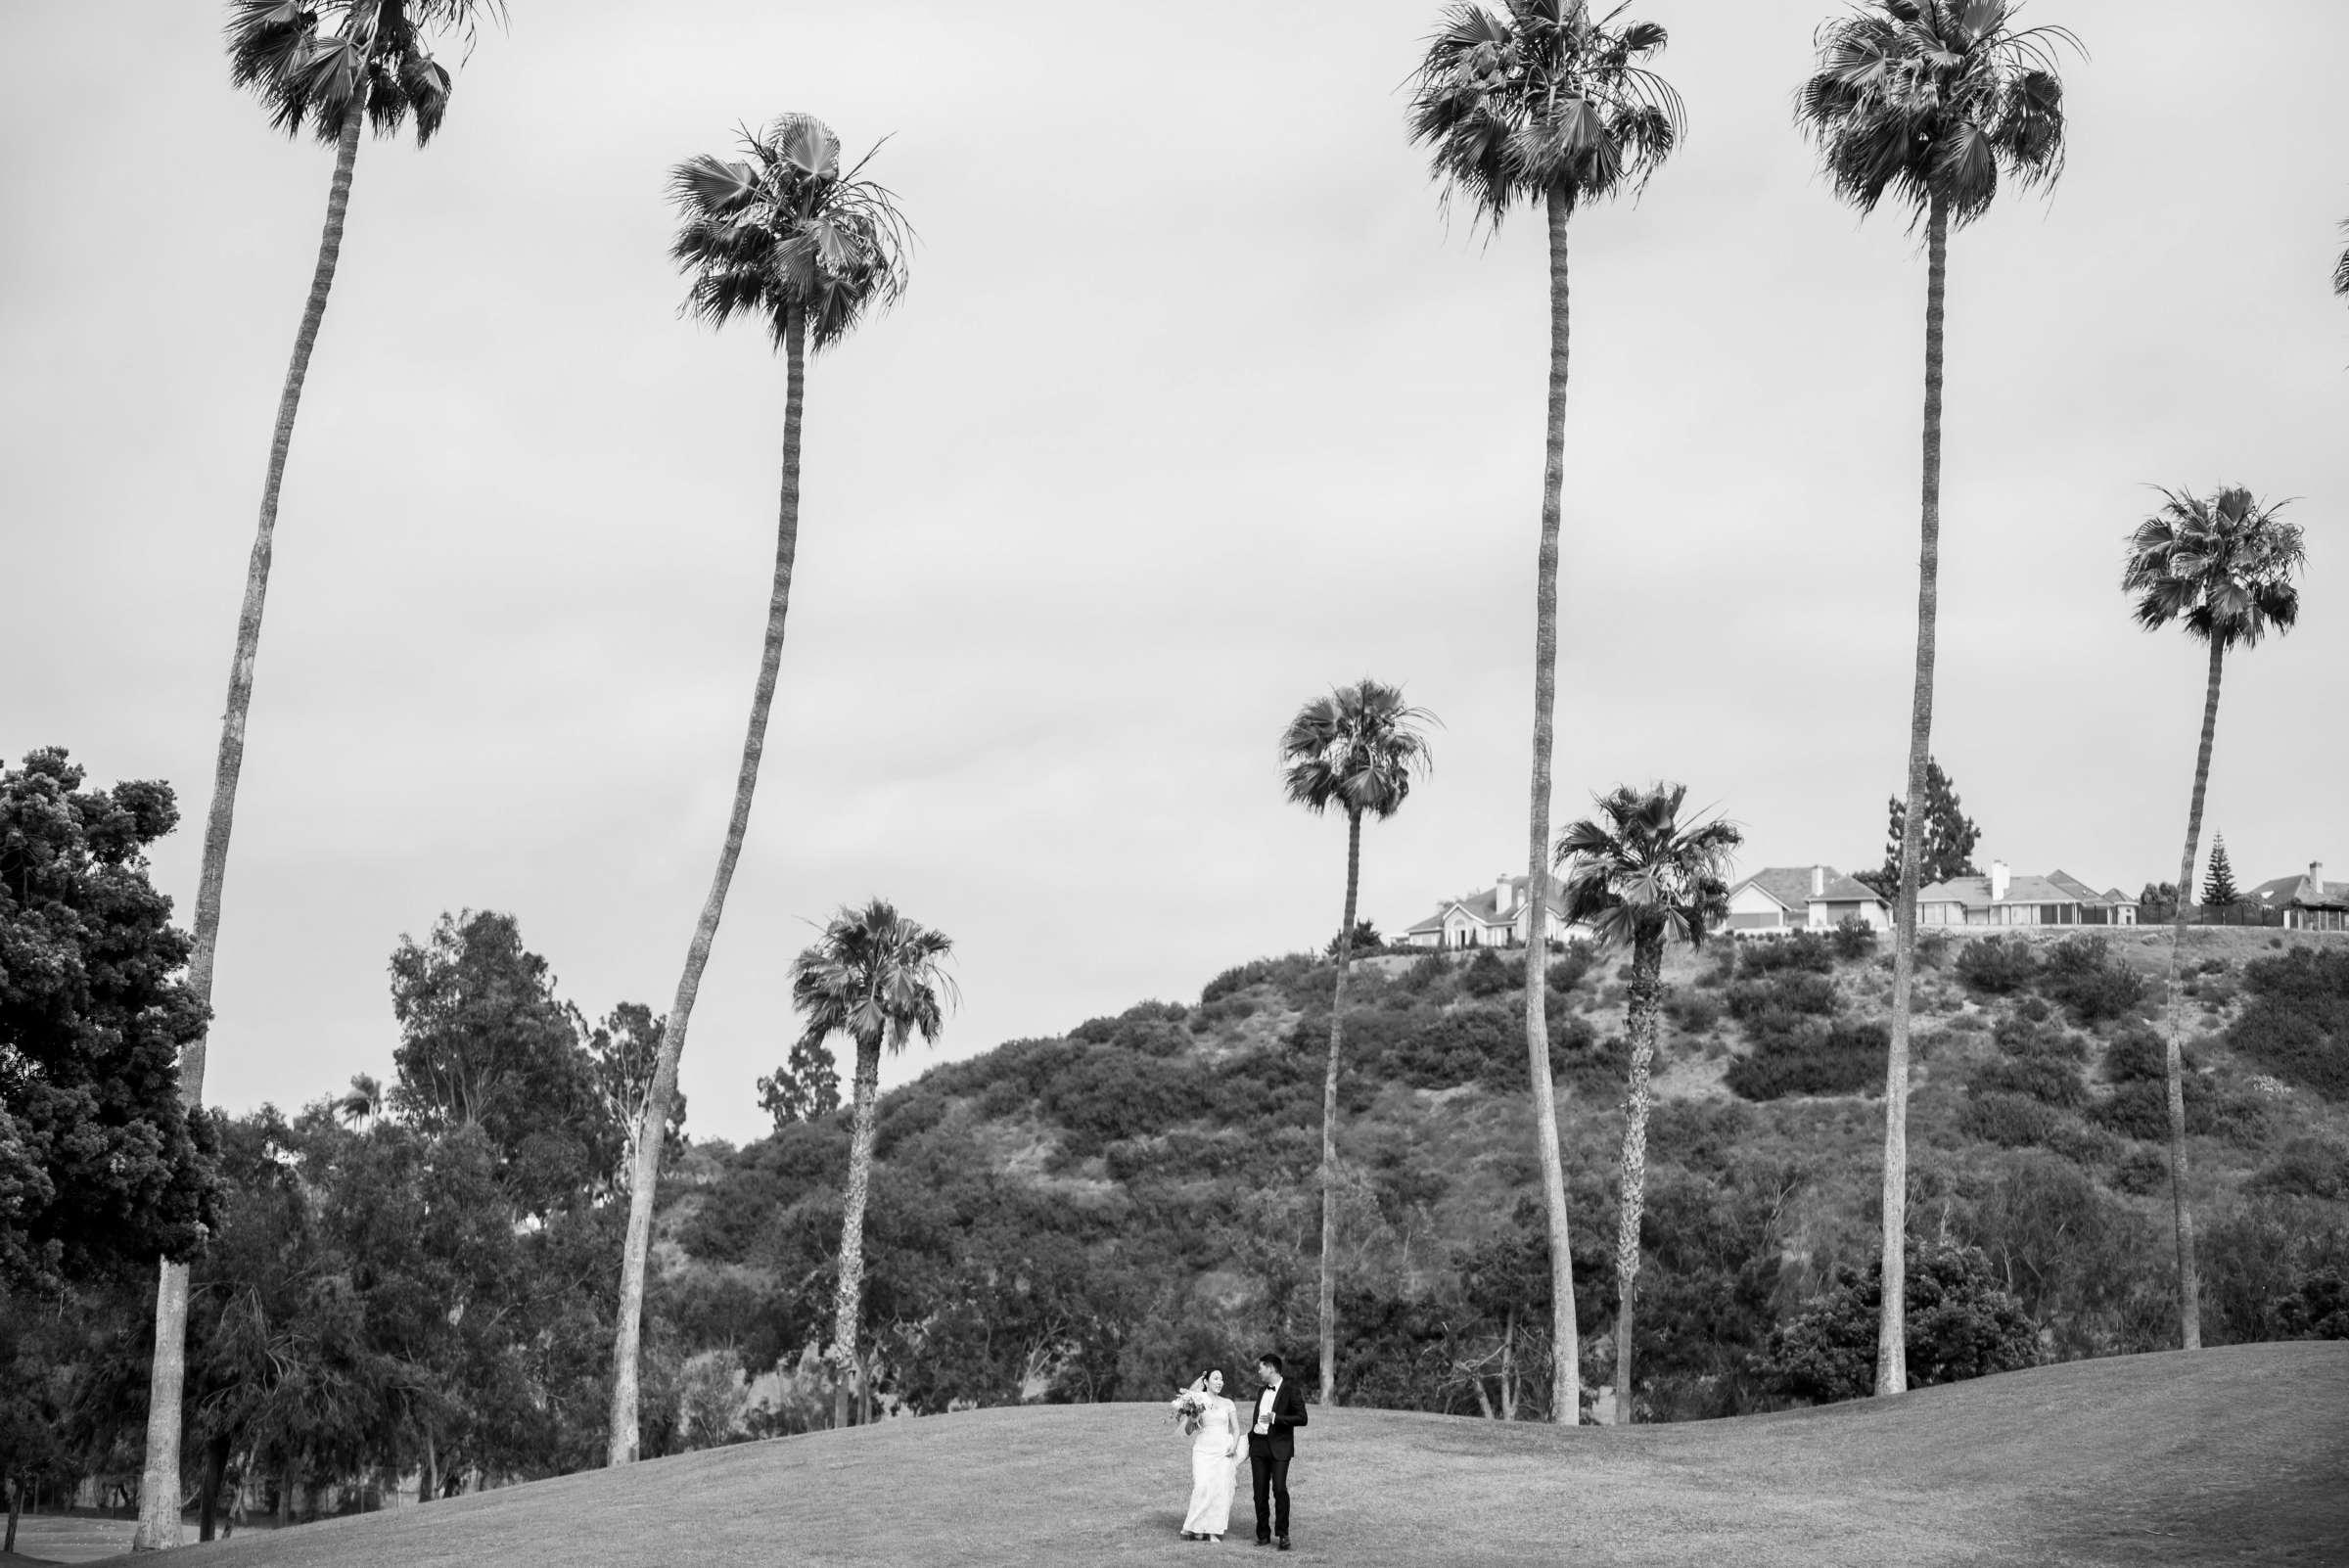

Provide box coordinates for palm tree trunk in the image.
[7,1474,22,1555]
[830,1036,885,1431]
[1316,807,1364,1407]
[135,100,365,1552]
[197,1436,228,1544]
[607,300,810,1464]
[1523,185,1581,1426]
[1611,927,1665,1422]
[1874,190,1951,1400]
[2160,638,2222,1351]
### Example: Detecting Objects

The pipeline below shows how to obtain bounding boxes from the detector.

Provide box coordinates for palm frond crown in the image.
[668,114,915,353]
[789,899,957,1060]
[1406,0,1687,231]
[226,0,505,147]
[1279,679,1439,822]
[1794,0,2080,229]
[2120,485,2306,652]
[1553,782,1743,948]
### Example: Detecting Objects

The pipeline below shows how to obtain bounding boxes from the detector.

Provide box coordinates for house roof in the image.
[1918,870,2130,909]
[1404,874,1567,934]
[1729,866,1889,910]
[2249,871,2349,910]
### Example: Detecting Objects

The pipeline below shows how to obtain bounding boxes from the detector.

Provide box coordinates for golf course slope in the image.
[106,1342,2348,1568]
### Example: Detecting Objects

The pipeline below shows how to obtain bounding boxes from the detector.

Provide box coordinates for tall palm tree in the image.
[135,3,503,1548]
[1554,783,1738,1423]
[2333,219,2348,299]
[2121,484,2305,1351]
[787,899,956,1429]
[1795,0,2076,1398]
[1280,679,1437,1407]
[1408,0,1683,1427]
[606,115,912,1465]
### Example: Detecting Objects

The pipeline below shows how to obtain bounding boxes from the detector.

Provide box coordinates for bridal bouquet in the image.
[1169,1388,1210,1437]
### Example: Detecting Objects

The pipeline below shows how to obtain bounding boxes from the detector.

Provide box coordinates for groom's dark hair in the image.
[1257,1352,1283,1374]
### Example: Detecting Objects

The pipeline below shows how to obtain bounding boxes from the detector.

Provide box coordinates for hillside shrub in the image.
[1188,992,1260,1034]
[1547,948,1597,992]
[2091,1077,2268,1147]
[1740,932,1834,977]
[2246,1137,2349,1201]
[2227,946,2349,1099]
[2198,1198,2349,1346]
[1960,1091,2062,1148]
[1969,1053,2088,1110]
[1698,944,1740,989]
[1956,936,2039,995]
[1831,917,1878,960]
[1040,1044,1203,1156]
[1199,952,1330,1009]
[1724,1020,1885,1101]
[1993,1012,2089,1063]
[1755,1240,2038,1404]
[1461,945,1516,998]
[2016,995,2052,1023]
[1664,989,1723,1035]
[2037,937,2145,1024]
[1401,950,1453,993]
[1916,930,1952,970]
[1727,972,1838,1024]
[2110,1143,2169,1195]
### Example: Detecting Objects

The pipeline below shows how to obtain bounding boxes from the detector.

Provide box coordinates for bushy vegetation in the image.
[1957,935,2039,995]
[1755,1240,2039,1403]
[2036,936,2146,1024]
[1725,1020,1886,1101]
[2228,946,2349,1099]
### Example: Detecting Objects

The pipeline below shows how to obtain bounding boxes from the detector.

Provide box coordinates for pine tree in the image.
[1858,757,1981,895]
[2200,833,2239,907]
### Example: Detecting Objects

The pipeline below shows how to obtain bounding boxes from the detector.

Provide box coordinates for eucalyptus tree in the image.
[2122,484,2306,1350]
[1554,783,1738,1421]
[1280,679,1437,1406]
[788,900,957,1429]
[605,115,910,1466]
[136,2,505,1546]
[1408,0,1682,1426]
[1794,0,2077,1397]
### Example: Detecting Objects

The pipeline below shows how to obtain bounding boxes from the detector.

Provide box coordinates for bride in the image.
[1178,1369,1242,1542]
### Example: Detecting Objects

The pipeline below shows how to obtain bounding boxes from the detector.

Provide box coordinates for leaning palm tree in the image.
[1281,679,1437,1407]
[1554,783,1739,1423]
[605,115,912,1465]
[1795,0,2077,1398]
[1408,0,1683,1427]
[2122,484,2306,1351]
[2332,219,2348,299]
[135,3,504,1547]
[788,899,957,1429]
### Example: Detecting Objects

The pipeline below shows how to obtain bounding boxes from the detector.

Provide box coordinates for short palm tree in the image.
[2122,484,2306,1352]
[789,899,956,1429]
[1795,0,2077,1398]
[1408,0,1682,1427]
[606,115,912,1465]
[136,2,504,1547]
[1555,784,1738,1423]
[1280,679,1437,1406]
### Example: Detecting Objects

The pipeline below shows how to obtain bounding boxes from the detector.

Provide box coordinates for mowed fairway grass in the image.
[95,1344,2348,1568]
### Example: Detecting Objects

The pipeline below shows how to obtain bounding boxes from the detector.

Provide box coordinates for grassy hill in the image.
[83,1342,2349,1567]
[638,923,2349,1429]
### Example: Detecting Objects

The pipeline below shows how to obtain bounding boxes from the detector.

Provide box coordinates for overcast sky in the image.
[5,0,2343,1145]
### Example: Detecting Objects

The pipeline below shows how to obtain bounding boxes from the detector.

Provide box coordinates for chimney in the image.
[1991,860,2009,902]
[2312,861,2327,896]
[1812,865,1825,899]
[1495,874,1514,915]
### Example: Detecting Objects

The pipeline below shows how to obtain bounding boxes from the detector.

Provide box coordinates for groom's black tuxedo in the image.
[1247,1378,1309,1544]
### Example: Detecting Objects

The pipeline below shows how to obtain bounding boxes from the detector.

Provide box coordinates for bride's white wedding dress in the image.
[1181,1394,1238,1539]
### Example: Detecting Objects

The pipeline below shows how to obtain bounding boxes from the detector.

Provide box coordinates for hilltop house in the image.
[1401,873,1582,949]
[2249,862,2349,933]
[1915,861,2137,927]
[1725,865,1893,936]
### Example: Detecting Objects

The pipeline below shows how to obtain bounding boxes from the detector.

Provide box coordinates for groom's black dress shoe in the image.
[1275,1539,1291,1551]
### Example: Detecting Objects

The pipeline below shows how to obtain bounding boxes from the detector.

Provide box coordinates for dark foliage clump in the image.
[2036,936,2146,1024]
[1831,917,1878,960]
[1755,1240,2038,1404]
[2228,946,2349,1099]
[1739,932,1835,977]
[1547,947,1597,992]
[2197,1199,2349,1347]
[2110,1143,2170,1196]
[1727,972,1839,1026]
[1969,1051,2088,1111]
[2091,1076,2268,1147]
[1460,945,1517,998]
[1960,1090,2063,1148]
[1956,935,2039,996]
[1663,989,1723,1035]
[1401,950,1454,994]
[1725,1021,1885,1101]
[2246,1137,2349,1201]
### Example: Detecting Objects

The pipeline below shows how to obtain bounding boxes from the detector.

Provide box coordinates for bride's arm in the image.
[1225,1400,1240,1456]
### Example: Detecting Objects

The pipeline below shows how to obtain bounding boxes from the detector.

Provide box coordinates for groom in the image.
[1246,1352,1309,1550]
